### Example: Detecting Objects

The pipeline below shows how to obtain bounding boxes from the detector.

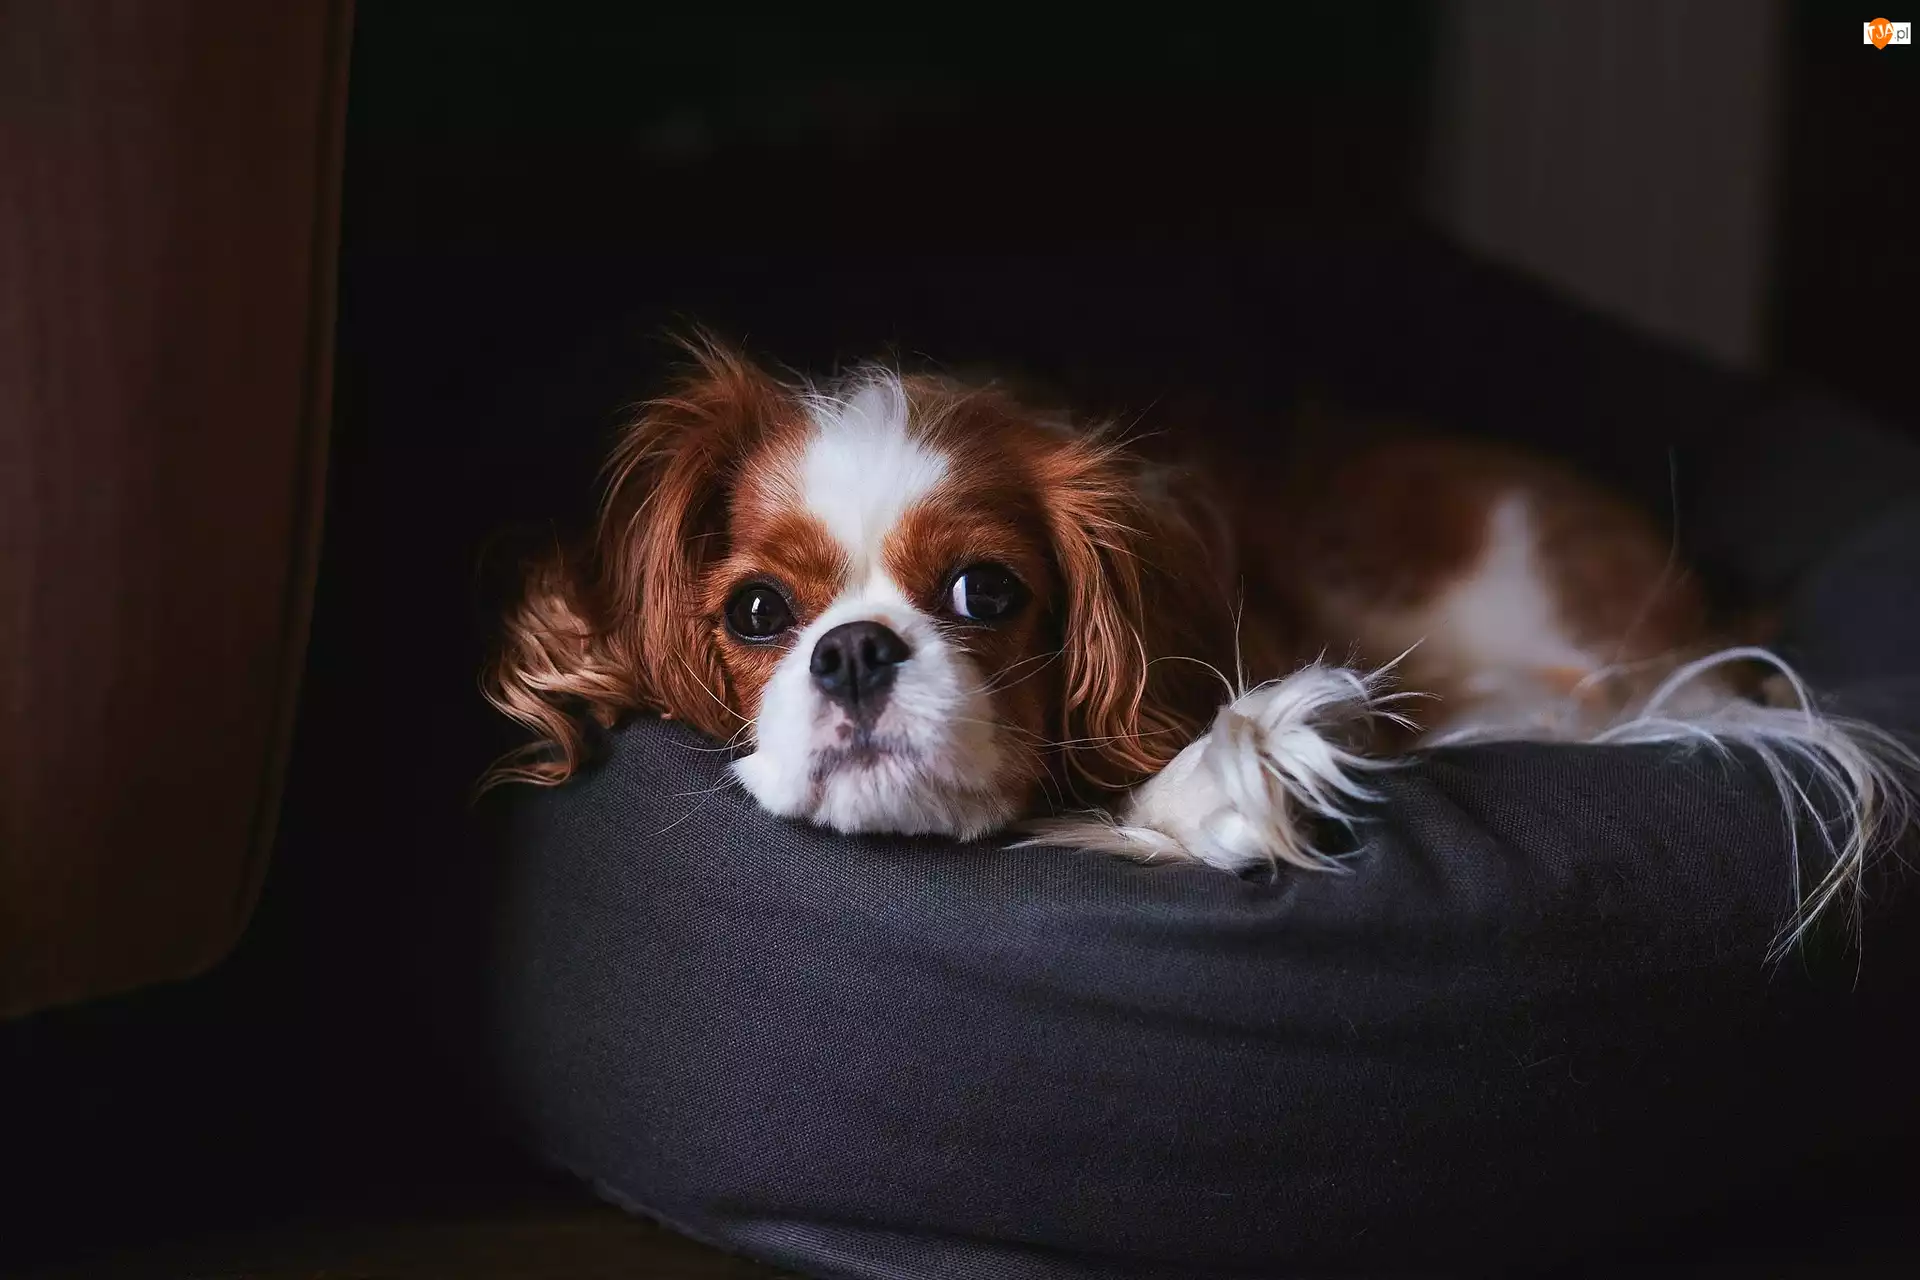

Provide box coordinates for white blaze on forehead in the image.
[800,375,949,574]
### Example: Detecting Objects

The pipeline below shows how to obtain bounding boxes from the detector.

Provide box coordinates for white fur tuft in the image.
[1018,662,1415,874]
[1590,647,1919,960]
[1424,645,1920,956]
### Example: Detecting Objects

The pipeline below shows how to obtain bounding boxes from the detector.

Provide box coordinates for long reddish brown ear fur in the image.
[1038,431,1242,799]
[481,339,787,789]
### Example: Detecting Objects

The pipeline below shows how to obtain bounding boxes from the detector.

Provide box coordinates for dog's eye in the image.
[725,582,794,641]
[948,564,1027,623]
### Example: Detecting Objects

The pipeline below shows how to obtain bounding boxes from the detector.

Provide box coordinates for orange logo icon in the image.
[1864,17,1911,47]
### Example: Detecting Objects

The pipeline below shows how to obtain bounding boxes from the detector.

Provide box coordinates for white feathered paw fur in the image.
[1019,663,1411,874]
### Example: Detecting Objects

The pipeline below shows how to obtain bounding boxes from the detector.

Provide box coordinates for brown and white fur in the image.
[486,342,1915,952]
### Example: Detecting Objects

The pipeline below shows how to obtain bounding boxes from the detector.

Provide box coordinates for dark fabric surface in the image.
[476,449,1920,1278]
[484,710,1920,1277]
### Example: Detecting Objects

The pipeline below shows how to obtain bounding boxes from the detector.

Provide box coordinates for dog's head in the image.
[486,342,1236,837]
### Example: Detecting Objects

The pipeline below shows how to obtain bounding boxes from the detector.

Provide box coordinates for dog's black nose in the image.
[810,621,909,710]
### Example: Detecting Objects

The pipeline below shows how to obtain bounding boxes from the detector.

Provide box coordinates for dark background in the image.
[6,3,1916,1274]
[1774,2,1918,428]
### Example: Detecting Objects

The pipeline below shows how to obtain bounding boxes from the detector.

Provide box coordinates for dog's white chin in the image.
[733,747,1019,840]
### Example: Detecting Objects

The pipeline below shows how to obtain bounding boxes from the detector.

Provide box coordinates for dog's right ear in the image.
[481,338,790,788]
[598,339,794,738]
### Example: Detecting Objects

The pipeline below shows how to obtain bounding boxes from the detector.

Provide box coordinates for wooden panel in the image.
[0,0,349,1016]
[66,1202,793,1279]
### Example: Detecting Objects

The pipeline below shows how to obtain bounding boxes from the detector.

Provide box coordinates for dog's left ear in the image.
[1039,433,1232,798]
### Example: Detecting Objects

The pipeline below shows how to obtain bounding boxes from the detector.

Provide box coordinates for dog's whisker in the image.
[677,655,750,725]
[982,650,1066,696]
[670,718,759,753]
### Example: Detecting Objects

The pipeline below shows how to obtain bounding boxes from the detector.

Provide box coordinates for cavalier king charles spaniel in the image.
[486,341,1914,947]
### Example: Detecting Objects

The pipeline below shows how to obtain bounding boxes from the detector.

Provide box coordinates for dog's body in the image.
[487,344,1913,947]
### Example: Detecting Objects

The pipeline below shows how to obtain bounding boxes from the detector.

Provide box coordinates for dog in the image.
[485,340,1915,950]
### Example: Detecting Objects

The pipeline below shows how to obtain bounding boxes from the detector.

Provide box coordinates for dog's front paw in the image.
[1023,663,1400,873]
